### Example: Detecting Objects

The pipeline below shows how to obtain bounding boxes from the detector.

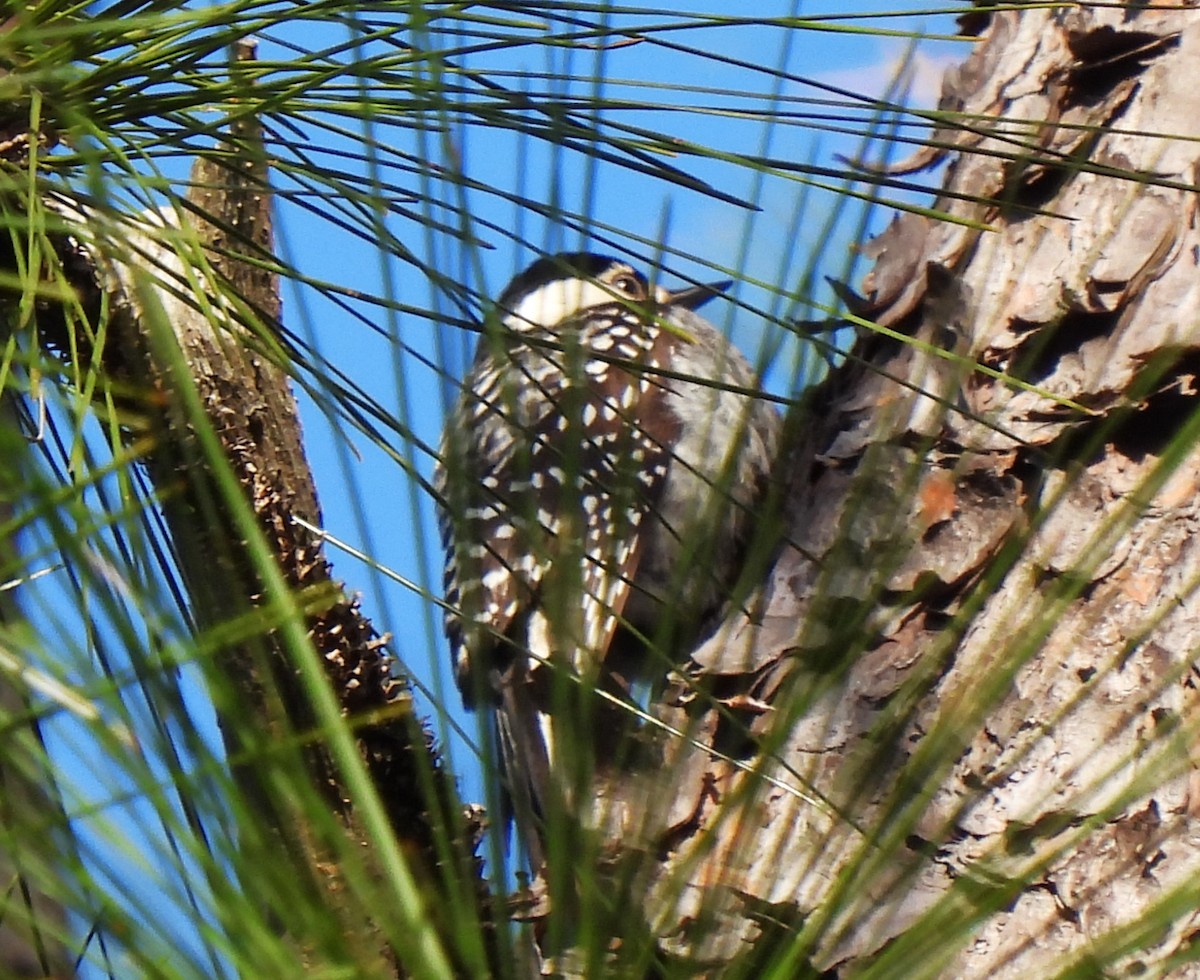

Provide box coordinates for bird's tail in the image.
[493,658,553,873]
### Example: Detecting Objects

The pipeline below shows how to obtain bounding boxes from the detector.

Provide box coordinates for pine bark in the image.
[609,6,1200,976]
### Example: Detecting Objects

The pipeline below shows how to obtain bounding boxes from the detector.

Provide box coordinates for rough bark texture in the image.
[592,6,1200,976]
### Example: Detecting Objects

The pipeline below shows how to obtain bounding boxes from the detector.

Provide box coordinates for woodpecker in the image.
[435,252,779,866]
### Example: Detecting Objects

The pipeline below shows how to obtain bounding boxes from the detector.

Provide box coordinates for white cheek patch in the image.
[505,279,620,330]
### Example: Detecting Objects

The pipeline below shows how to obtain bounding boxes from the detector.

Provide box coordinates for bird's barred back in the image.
[434,252,780,867]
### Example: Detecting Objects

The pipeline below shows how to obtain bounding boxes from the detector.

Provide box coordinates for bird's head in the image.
[496,252,731,333]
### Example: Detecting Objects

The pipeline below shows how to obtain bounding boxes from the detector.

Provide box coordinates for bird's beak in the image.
[667,280,734,311]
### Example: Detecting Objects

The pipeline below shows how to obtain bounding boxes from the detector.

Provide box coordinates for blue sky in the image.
[26,4,968,974]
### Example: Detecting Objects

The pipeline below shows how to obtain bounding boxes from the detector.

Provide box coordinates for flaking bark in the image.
[602,6,1200,976]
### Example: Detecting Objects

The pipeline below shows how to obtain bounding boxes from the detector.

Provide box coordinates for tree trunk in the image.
[605,6,1200,976]
[24,41,486,979]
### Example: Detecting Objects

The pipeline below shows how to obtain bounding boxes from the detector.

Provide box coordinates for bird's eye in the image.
[612,275,643,297]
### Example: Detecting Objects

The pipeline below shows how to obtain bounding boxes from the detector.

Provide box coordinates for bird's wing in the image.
[567,335,680,668]
[441,327,679,691]
[439,324,680,867]
[437,354,557,704]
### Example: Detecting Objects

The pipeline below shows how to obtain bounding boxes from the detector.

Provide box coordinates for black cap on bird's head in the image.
[497,252,622,309]
[496,252,731,330]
